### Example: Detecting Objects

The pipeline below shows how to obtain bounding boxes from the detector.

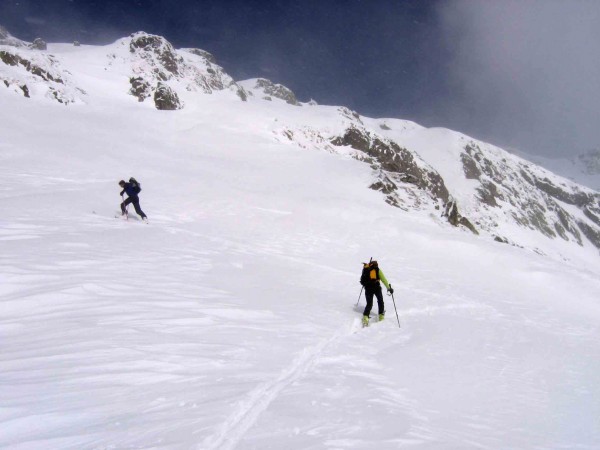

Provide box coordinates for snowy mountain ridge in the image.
[2,29,598,258]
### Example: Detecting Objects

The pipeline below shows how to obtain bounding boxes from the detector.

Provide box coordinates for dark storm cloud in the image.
[436,0,600,158]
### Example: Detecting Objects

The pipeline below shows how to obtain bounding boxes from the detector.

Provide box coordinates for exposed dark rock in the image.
[20,84,29,97]
[583,204,600,227]
[338,107,363,124]
[30,38,47,50]
[73,41,80,47]
[461,153,481,179]
[379,123,391,130]
[153,82,181,110]
[532,175,592,206]
[370,179,397,195]
[254,78,300,105]
[184,48,217,64]
[443,200,478,234]
[130,33,181,76]
[331,126,450,204]
[526,202,556,238]
[0,50,64,84]
[129,77,151,102]
[477,181,501,207]
[0,50,19,66]
[235,86,248,102]
[576,220,600,249]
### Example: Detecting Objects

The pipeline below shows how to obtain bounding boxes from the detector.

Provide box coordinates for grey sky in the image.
[436,0,600,158]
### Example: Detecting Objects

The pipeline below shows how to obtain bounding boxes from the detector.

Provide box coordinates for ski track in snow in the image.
[201,322,357,450]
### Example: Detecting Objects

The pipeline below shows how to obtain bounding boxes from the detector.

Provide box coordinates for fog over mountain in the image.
[436,0,600,159]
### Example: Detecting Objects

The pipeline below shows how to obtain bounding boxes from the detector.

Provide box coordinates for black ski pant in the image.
[121,195,147,219]
[363,285,385,317]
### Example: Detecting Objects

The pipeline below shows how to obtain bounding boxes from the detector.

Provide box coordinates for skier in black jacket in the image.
[119,178,147,220]
[360,260,393,327]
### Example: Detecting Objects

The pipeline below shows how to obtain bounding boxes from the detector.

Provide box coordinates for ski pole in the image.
[121,194,129,219]
[356,286,364,306]
[389,284,401,328]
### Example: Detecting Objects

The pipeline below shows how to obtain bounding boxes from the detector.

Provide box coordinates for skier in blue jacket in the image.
[119,178,147,220]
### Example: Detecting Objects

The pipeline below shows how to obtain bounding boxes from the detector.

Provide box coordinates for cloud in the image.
[436,0,600,158]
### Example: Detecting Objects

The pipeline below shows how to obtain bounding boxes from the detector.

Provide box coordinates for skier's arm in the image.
[120,189,125,196]
[379,270,391,291]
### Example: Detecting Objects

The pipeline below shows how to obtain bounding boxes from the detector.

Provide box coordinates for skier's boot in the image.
[362,315,369,327]
[378,313,385,322]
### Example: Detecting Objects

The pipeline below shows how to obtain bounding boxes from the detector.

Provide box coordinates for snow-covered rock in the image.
[239,77,301,105]
[0,44,86,104]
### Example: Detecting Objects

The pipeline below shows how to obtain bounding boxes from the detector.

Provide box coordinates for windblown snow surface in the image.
[1,43,600,450]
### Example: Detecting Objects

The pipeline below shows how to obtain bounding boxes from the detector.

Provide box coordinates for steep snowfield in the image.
[1,41,600,450]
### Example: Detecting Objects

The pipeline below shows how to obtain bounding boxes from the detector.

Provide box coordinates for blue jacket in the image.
[120,183,139,198]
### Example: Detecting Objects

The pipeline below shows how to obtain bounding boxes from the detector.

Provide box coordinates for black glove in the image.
[388,287,394,294]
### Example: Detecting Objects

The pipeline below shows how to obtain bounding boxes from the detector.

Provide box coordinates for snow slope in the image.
[1,38,600,450]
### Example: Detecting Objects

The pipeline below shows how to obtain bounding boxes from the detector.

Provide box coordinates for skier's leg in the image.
[375,287,385,316]
[363,289,374,317]
[132,198,147,219]
[121,197,133,215]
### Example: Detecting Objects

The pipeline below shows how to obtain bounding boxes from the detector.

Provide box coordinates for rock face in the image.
[129,77,151,102]
[153,82,181,110]
[0,45,85,104]
[30,38,47,51]
[275,110,600,249]
[242,78,300,105]
[117,32,247,106]
[328,125,476,229]
[458,142,600,247]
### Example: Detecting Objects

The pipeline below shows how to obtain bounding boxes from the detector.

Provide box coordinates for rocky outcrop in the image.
[129,76,151,101]
[130,33,180,77]
[443,199,478,234]
[0,50,64,83]
[251,78,300,105]
[328,126,478,231]
[30,38,47,51]
[122,33,246,106]
[153,82,181,110]
[0,45,85,104]
[332,126,450,203]
[183,48,216,64]
[459,141,600,249]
